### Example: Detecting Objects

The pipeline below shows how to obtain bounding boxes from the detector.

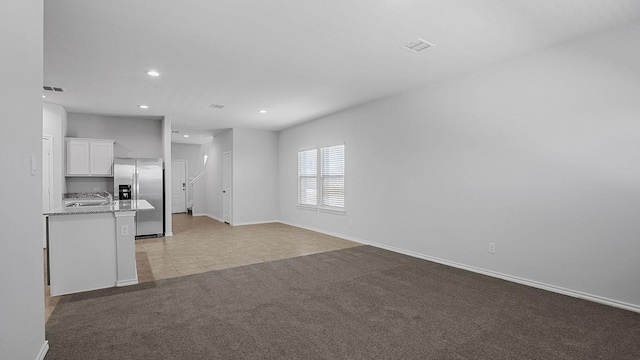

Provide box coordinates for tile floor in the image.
[45,213,361,322]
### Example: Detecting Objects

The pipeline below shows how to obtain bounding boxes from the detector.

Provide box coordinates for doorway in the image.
[222,151,231,224]
[171,160,187,213]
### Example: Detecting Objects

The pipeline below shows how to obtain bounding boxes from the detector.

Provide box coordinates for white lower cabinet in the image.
[47,210,139,296]
[48,213,117,296]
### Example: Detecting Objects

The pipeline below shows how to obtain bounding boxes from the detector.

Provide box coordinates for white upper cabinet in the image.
[66,139,90,175]
[90,141,114,175]
[66,138,115,177]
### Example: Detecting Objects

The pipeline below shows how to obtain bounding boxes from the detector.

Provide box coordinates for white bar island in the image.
[45,200,154,296]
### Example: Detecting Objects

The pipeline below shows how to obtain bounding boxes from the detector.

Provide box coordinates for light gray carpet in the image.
[45,246,640,359]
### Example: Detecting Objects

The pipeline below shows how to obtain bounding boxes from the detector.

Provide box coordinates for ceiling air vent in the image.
[43,86,65,92]
[209,103,225,109]
[401,38,435,54]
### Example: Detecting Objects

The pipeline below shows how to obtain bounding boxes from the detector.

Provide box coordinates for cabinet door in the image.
[66,140,90,175]
[90,141,114,176]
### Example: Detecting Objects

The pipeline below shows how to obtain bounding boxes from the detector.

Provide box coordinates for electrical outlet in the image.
[488,242,496,254]
[348,218,353,226]
[120,225,129,236]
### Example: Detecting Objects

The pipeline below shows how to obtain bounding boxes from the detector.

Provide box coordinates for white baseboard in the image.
[232,220,279,226]
[279,220,640,314]
[164,232,173,237]
[37,341,49,360]
[209,214,224,223]
[193,213,276,226]
[199,213,224,223]
[117,278,138,287]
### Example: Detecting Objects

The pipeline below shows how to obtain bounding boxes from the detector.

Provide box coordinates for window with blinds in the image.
[298,148,317,206]
[297,144,345,211]
[320,144,345,209]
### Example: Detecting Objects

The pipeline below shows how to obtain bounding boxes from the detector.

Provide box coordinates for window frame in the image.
[297,143,346,214]
[319,144,345,212]
[297,147,318,209]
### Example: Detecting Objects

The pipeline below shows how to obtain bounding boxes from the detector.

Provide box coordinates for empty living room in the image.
[3,1,640,359]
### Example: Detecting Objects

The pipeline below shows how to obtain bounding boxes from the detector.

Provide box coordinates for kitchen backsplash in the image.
[66,177,114,194]
[63,191,112,200]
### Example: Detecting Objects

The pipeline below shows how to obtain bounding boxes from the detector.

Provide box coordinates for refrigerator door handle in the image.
[134,169,139,202]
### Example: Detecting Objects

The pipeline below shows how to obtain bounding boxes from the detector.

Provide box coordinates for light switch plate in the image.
[30,155,37,175]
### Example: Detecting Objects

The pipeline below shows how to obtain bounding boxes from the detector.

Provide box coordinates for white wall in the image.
[65,113,163,193]
[66,178,113,193]
[172,143,204,205]
[232,128,279,225]
[204,130,233,220]
[0,0,48,359]
[200,129,279,224]
[191,140,211,216]
[43,103,67,208]
[163,117,172,236]
[66,113,163,158]
[278,22,640,310]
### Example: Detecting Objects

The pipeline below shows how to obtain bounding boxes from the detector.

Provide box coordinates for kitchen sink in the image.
[64,200,111,207]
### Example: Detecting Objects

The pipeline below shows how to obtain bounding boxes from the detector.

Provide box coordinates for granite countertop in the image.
[45,200,154,216]
[63,191,113,201]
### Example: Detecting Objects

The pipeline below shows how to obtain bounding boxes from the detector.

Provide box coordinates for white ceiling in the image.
[44,1,640,136]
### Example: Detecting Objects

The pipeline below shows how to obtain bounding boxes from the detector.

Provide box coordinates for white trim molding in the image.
[37,341,49,360]
[190,171,206,184]
[116,278,138,287]
[193,213,225,223]
[279,220,640,314]
[232,220,279,226]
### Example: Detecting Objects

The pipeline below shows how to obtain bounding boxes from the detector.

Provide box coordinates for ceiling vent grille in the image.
[43,86,65,92]
[209,103,225,109]
[401,38,435,54]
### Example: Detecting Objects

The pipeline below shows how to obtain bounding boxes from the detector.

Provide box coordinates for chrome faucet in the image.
[95,191,113,203]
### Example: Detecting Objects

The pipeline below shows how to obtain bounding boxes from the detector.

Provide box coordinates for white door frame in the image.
[222,151,232,224]
[43,136,54,248]
[171,159,188,213]
[42,135,54,210]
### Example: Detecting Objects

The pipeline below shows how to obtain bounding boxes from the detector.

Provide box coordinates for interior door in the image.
[223,151,231,224]
[171,160,186,213]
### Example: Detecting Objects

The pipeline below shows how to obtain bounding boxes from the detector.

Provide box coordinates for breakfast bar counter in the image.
[44,199,154,296]
[46,199,154,216]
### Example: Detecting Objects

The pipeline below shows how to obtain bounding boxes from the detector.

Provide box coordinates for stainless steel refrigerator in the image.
[114,157,164,237]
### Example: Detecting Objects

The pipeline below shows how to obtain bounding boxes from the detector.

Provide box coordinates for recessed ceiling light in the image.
[42,95,46,98]
[138,105,149,109]
[183,135,189,138]
[146,70,160,77]
[258,110,267,113]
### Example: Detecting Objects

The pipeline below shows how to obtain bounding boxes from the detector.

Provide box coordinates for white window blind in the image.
[298,144,345,211]
[320,144,345,209]
[298,148,317,206]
